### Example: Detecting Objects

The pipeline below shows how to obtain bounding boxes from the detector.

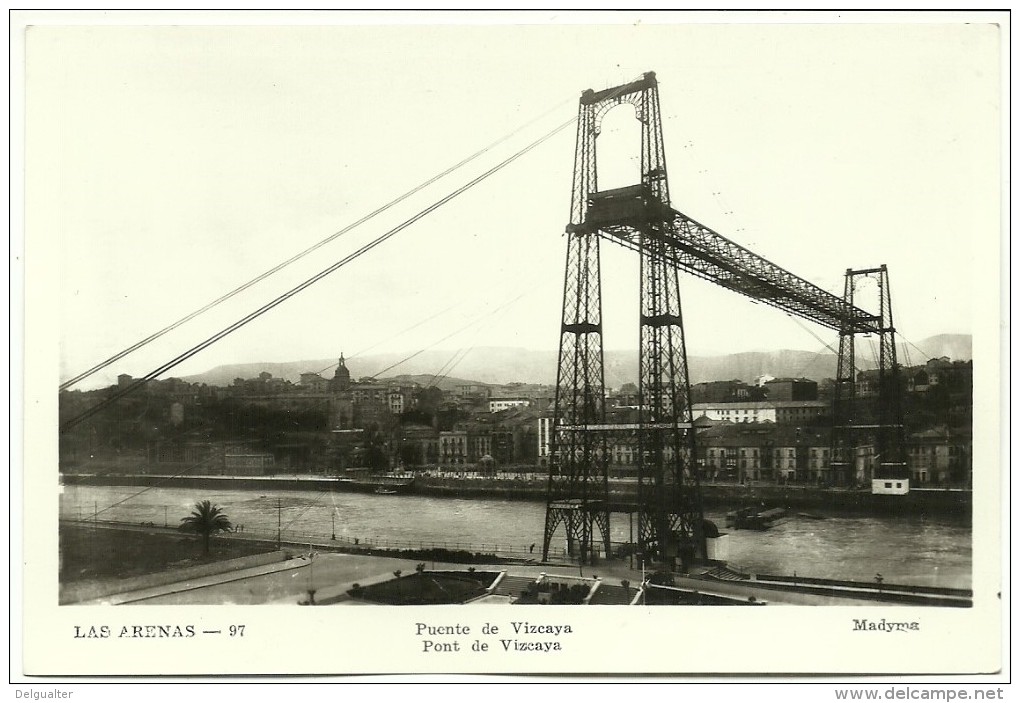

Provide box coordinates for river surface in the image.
[60,484,972,589]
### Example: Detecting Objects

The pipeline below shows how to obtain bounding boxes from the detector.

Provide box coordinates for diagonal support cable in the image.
[59,98,573,391]
[61,113,577,433]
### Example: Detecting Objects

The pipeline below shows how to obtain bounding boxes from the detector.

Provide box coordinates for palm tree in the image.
[179,500,233,554]
[415,563,426,602]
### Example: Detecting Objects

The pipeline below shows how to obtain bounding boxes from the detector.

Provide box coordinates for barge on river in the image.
[726,506,787,530]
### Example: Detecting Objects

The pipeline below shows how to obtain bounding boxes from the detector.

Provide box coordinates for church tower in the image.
[330,353,352,392]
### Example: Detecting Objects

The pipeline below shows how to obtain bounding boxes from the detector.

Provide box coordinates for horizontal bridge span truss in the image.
[558,422,692,431]
[544,71,900,569]
[584,190,880,334]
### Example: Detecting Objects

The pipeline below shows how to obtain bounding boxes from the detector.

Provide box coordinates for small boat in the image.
[796,512,827,521]
[353,473,416,495]
[727,506,787,530]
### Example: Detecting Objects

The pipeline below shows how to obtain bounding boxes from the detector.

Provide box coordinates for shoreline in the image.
[60,470,972,520]
[57,522,973,606]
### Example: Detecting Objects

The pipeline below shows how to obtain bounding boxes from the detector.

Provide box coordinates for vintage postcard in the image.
[13,10,1008,684]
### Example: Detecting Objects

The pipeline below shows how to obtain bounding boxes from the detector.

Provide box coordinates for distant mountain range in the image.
[181,334,971,390]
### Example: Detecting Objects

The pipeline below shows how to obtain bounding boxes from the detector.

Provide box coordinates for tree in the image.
[414,387,444,415]
[400,408,434,427]
[398,443,424,468]
[415,563,427,602]
[354,424,391,471]
[179,500,233,554]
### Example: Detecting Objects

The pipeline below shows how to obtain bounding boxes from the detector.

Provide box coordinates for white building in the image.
[692,401,777,424]
[489,398,530,413]
[388,391,406,415]
[537,416,554,466]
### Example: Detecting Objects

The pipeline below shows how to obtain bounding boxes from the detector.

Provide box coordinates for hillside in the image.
[181,334,970,389]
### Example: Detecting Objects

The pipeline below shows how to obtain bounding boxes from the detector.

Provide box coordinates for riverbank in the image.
[59,522,971,607]
[60,470,971,519]
[61,482,973,588]
[416,476,972,517]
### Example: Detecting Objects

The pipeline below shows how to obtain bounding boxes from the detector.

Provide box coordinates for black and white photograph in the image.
[15,10,1006,682]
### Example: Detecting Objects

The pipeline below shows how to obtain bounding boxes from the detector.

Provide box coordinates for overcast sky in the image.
[26,15,1001,389]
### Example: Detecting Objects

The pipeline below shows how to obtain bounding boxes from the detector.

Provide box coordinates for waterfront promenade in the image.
[60,520,972,608]
[60,479,974,590]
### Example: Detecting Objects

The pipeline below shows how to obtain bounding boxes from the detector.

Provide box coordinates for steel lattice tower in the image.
[543,71,906,565]
[831,265,907,488]
[543,72,705,568]
[830,272,858,484]
[541,78,611,566]
[632,79,704,567]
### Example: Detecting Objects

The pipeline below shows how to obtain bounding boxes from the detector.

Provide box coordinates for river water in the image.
[59,484,972,589]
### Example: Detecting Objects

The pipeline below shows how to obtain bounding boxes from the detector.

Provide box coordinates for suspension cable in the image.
[784,313,865,375]
[427,292,529,389]
[60,112,578,433]
[895,330,937,366]
[369,291,528,381]
[81,455,222,520]
[59,98,574,392]
[312,301,463,376]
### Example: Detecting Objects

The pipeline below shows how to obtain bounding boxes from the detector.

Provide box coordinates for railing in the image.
[60,516,641,562]
[58,517,541,558]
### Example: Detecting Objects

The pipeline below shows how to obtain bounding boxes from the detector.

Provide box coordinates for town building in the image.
[693,401,777,424]
[438,430,469,466]
[224,452,275,476]
[906,427,972,486]
[456,384,491,398]
[299,372,329,393]
[695,422,831,484]
[763,377,818,401]
[489,398,530,413]
[537,415,554,467]
[691,380,753,404]
[773,401,830,425]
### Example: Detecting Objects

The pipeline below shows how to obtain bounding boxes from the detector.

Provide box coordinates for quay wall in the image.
[60,467,971,519]
[416,477,970,518]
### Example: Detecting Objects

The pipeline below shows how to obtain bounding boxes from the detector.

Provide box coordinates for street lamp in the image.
[307,546,317,604]
[639,553,647,605]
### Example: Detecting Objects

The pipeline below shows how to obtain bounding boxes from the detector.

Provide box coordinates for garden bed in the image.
[348,570,500,605]
[59,524,274,582]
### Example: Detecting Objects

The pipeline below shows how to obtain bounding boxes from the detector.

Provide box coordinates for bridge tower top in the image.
[568,70,669,229]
